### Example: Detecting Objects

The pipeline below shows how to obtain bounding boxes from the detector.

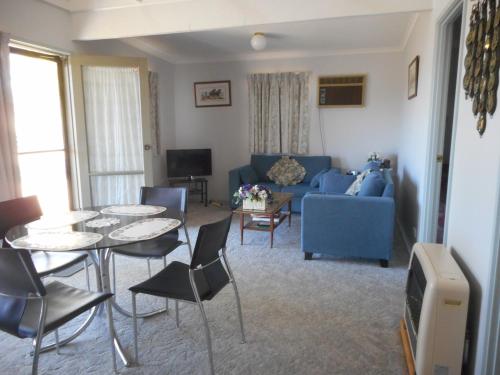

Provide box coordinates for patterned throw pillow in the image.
[267,156,306,186]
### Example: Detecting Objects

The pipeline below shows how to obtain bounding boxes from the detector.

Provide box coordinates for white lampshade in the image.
[250,33,267,51]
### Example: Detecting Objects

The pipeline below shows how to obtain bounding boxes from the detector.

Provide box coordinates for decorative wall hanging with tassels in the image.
[463,0,499,136]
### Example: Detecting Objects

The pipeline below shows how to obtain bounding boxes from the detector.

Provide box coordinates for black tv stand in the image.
[168,177,208,207]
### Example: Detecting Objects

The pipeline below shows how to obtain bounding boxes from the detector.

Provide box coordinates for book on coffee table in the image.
[251,213,280,224]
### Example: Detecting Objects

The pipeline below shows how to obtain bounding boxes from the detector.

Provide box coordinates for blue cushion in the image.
[319,172,356,194]
[239,165,258,184]
[363,160,382,171]
[282,183,318,198]
[309,168,330,188]
[292,156,331,182]
[358,171,385,197]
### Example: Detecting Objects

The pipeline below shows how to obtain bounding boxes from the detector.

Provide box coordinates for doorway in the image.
[70,55,153,207]
[9,47,72,215]
[436,14,462,243]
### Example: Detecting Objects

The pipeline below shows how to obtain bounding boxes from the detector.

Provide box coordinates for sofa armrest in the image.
[228,165,247,208]
[301,193,395,260]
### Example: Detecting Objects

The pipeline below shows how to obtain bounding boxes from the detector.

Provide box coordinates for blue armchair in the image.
[301,169,395,267]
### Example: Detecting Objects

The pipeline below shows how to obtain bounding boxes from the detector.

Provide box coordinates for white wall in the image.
[439,2,500,374]
[0,0,74,52]
[173,52,404,201]
[397,12,435,243]
[0,0,176,186]
[397,1,500,373]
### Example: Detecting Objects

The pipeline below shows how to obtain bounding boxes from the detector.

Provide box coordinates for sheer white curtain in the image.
[248,72,311,154]
[82,66,145,206]
[0,32,21,202]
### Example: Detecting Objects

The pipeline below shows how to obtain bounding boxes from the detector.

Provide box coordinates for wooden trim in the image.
[400,319,416,375]
[9,47,75,210]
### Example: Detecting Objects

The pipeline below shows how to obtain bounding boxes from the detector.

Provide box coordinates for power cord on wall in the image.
[318,107,326,156]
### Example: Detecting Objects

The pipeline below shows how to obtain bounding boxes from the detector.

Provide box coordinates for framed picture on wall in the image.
[194,80,232,107]
[408,56,419,99]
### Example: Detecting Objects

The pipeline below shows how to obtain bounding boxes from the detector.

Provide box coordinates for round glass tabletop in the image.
[4,206,185,251]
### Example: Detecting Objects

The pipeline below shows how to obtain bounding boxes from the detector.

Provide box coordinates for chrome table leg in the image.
[100,248,132,367]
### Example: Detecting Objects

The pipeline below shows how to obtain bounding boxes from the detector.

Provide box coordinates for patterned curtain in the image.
[248,72,311,154]
[148,71,161,156]
[0,32,22,202]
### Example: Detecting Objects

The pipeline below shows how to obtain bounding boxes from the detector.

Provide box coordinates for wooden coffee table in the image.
[233,192,293,248]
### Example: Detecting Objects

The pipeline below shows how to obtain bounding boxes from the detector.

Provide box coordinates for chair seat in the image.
[18,281,112,338]
[112,230,182,258]
[32,251,88,278]
[130,261,224,302]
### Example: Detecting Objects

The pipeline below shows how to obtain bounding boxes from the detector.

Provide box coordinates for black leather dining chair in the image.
[0,247,115,375]
[0,196,90,281]
[111,186,192,318]
[129,215,245,375]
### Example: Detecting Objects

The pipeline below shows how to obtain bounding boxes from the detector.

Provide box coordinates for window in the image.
[9,48,72,214]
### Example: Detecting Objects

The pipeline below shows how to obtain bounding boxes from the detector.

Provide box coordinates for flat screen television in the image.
[166,148,212,179]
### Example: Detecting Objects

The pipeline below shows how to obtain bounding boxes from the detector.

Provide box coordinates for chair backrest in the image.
[140,186,188,213]
[190,214,232,269]
[189,215,232,299]
[0,196,42,244]
[0,248,45,337]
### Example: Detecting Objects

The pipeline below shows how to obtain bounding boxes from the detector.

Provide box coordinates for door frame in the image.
[484,172,500,374]
[8,45,75,210]
[69,55,152,208]
[420,0,465,244]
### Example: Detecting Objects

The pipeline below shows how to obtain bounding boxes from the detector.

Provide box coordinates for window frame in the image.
[9,46,74,210]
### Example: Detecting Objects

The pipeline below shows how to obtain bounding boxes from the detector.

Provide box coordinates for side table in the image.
[169,177,208,207]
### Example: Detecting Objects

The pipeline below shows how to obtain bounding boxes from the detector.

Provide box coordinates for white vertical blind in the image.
[82,66,145,206]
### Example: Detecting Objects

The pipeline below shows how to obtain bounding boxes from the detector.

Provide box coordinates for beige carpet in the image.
[0,202,409,374]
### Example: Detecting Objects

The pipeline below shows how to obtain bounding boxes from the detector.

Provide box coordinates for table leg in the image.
[99,249,132,367]
[270,214,274,248]
[204,181,208,207]
[240,213,244,245]
[288,201,292,227]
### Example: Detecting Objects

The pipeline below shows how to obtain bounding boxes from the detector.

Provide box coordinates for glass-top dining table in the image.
[4,204,184,368]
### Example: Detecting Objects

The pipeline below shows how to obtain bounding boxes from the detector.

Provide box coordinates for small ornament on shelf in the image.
[367,152,382,162]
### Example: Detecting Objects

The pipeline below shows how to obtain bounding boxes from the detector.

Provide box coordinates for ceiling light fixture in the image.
[250,32,267,51]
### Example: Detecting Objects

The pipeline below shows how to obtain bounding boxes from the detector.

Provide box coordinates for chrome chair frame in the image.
[35,253,97,354]
[131,245,245,375]
[0,249,117,375]
[111,187,193,319]
[0,196,94,353]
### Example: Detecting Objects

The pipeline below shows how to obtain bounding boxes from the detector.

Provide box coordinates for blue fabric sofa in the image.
[228,154,337,212]
[301,168,395,267]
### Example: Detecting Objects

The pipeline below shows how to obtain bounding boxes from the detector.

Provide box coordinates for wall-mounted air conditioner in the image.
[317,75,366,107]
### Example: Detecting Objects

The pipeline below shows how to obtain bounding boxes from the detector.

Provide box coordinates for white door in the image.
[70,56,152,207]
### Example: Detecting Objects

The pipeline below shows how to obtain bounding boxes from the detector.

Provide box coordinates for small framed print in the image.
[194,80,232,107]
[408,56,419,100]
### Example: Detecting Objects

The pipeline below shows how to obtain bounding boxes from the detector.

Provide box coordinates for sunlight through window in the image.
[10,51,70,215]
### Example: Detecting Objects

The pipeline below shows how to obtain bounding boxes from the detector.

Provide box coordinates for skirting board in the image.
[400,319,416,375]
